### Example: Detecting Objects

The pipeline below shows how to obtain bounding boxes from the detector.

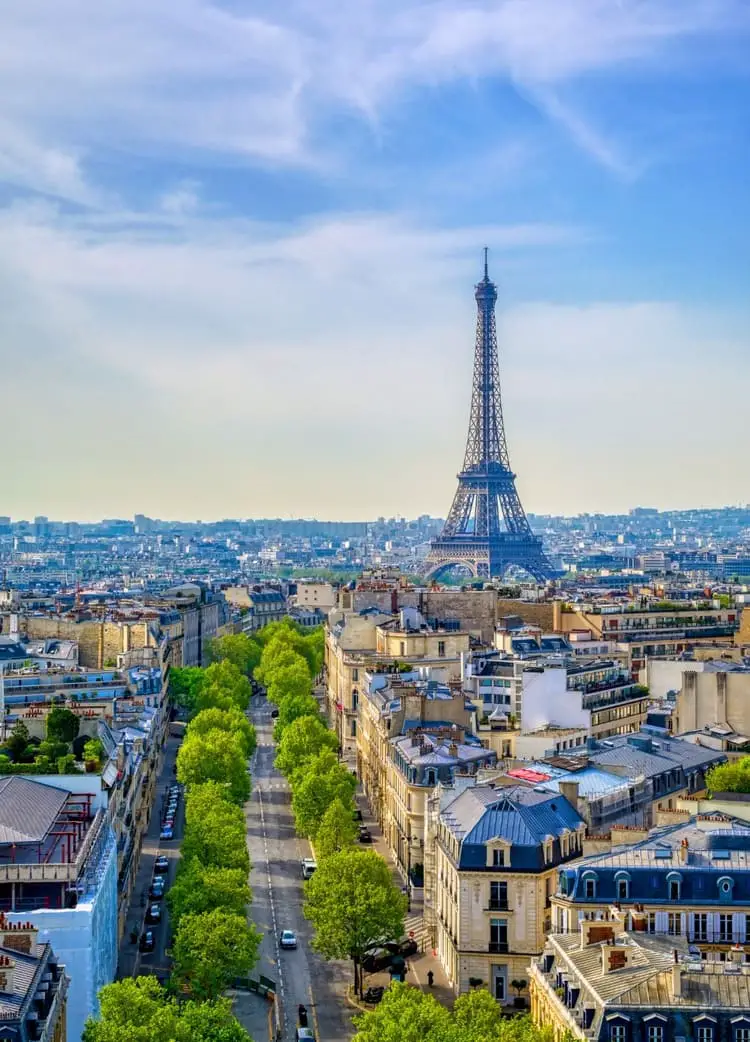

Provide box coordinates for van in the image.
[301,858,317,880]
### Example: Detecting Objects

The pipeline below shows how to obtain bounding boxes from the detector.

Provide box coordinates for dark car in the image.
[363,986,384,1004]
[395,937,418,957]
[149,878,166,900]
[146,903,162,924]
[361,947,393,974]
[139,930,155,953]
[358,827,373,844]
[353,808,363,822]
[154,856,170,873]
[270,709,279,719]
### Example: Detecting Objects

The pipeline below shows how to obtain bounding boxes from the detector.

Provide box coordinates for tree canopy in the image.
[265,658,313,705]
[177,729,251,805]
[353,984,557,1042]
[182,782,250,872]
[271,692,320,742]
[315,797,359,859]
[206,633,262,677]
[292,754,357,838]
[274,715,339,780]
[187,707,256,759]
[171,908,261,1000]
[167,857,251,932]
[304,849,406,993]
[169,667,206,714]
[82,976,253,1042]
[707,755,750,794]
[46,706,80,743]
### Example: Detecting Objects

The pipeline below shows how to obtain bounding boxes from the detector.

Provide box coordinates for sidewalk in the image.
[117,732,182,980]
[354,790,454,1009]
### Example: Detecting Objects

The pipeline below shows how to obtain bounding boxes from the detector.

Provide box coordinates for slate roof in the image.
[0,941,48,1019]
[588,733,725,776]
[0,777,68,845]
[441,783,583,846]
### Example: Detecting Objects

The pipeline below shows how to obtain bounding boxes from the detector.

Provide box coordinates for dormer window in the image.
[582,871,598,899]
[666,871,682,901]
[615,872,631,901]
[718,876,734,902]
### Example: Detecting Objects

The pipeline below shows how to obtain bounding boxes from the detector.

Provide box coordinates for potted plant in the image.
[468,977,484,989]
[511,978,528,1008]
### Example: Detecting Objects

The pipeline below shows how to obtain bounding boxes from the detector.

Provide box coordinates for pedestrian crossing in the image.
[404,914,431,950]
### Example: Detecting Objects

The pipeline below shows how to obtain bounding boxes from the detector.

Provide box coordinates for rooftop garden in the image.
[0,708,105,775]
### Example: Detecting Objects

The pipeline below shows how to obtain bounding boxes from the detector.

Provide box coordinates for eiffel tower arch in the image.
[424,252,554,582]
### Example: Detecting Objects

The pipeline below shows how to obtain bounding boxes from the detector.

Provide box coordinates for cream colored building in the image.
[433,782,585,1002]
[293,581,336,613]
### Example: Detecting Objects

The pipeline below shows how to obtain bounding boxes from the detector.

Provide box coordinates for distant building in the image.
[0,913,68,1042]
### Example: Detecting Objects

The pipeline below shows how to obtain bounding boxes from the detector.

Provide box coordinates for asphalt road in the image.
[237,695,355,1042]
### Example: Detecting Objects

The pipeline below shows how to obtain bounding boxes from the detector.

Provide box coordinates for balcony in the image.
[487,901,510,912]
[488,941,509,954]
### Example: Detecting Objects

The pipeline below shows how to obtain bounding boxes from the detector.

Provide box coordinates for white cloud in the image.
[0,200,747,519]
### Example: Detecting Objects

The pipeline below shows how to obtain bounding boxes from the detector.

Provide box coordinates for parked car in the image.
[149,879,166,900]
[296,1029,315,1042]
[388,937,417,958]
[154,855,170,873]
[160,827,174,841]
[146,903,162,924]
[353,808,363,822]
[270,709,279,719]
[139,930,155,953]
[301,858,317,880]
[279,930,298,950]
[358,827,373,844]
[361,947,393,973]
[363,985,385,1004]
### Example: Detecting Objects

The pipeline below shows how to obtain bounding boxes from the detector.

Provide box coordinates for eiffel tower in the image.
[425,251,554,581]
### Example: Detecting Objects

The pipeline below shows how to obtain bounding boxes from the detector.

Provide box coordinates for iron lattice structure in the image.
[425,253,554,581]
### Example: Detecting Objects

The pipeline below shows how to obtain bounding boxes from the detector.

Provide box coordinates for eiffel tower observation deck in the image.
[425,251,554,581]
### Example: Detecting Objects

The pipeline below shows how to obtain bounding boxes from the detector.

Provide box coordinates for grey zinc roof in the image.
[0,942,47,1018]
[442,783,583,845]
[590,734,725,776]
[0,777,68,845]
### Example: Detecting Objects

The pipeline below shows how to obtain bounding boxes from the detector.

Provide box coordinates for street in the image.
[233,694,356,1042]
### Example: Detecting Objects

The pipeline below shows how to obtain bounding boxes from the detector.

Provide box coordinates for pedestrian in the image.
[427,970,434,988]
[298,1005,308,1027]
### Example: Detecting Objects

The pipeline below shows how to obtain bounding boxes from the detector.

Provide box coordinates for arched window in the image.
[717,876,734,902]
[666,871,682,901]
[615,871,631,901]
[582,871,598,899]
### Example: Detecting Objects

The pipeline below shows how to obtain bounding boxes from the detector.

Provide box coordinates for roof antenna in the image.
[483,245,489,280]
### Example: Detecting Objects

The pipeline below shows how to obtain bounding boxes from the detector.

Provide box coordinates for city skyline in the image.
[2,1,749,520]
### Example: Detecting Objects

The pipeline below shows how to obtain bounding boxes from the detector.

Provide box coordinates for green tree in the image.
[177,729,250,805]
[266,658,313,705]
[315,797,358,859]
[292,755,357,838]
[304,849,407,995]
[352,983,451,1042]
[707,756,750,794]
[199,660,252,711]
[171,909,260,1000]
[182,783,250,872]
[187,707,257,758]
[5,720,31,762]
[271,693,319,741]
[46,706,80,743]
[167,858,251,932]
[84,738,105,766]
[82,978,252,1042]
[206,633,262,677]
[169,667,206,714]
[274,716,339,779]
[452,988,504,1038]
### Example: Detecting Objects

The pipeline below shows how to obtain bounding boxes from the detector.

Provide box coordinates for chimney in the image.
[679,838,689,864]
[671,950,683,999]
[581,920,615,949]
[0,917,38,955]
[0,953,15,994]
[449,742,459,758]
[630,907,648,932]
[559,780,580,813]
[601,940,629,975]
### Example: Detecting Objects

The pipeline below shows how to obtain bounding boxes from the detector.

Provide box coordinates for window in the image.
[647,1025,663,1042]
[610,1025,627,1042]
[668,913,682,936]
[696,1026,713,1042]
[352,668,359,681]
[490,881,508,911]
[492,848,505,868]
[438,640,446,658]
[352,690,359,711]
[400,642,405,656]
[692,914,708,942]
[719,913,733,942]
[489,918,508,953]
[616,876,629,900]
[669,879,680,901]
[584,876,596,899]
[350,719,357,737]
[735,1028,750,1042]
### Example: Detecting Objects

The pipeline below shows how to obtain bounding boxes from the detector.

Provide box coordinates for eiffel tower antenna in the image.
[424,252,554,581]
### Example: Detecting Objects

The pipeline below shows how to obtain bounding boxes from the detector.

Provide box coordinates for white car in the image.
[301,858,317,880]
[296,1029,315,1042]
[280,930,297,950]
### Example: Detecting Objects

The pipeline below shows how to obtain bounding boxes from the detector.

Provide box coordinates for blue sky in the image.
[2,0,749,521]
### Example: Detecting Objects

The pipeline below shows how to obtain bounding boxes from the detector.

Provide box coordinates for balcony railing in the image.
[488,901,510,912]
[489,941,509,954]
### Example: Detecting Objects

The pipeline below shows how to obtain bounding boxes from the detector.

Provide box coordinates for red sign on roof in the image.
[507,768,551,784]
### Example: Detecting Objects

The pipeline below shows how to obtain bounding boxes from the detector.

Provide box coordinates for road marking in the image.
[308,983,321,1042]
[258,776,287,1036]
